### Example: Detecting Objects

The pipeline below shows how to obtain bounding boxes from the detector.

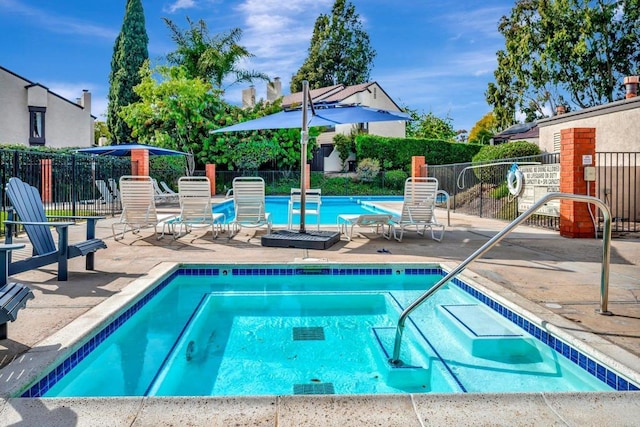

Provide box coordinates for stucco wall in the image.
[0,67,94,148]
[0,71,30,144]
[538,96,640,153]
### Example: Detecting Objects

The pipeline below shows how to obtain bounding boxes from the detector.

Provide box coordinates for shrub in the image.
[471,141,540,182]
[356,158,380,182]
[384,169,408,190]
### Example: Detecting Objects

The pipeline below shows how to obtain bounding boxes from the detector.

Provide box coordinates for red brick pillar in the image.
[305,164,311,189]
[205,164,216,196]
[131,149,149,176]
[559,128,596,238]
[40,159,52,203]
[411,156,426,178]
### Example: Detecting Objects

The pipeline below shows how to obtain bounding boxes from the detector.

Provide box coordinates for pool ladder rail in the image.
[389,192,613,366]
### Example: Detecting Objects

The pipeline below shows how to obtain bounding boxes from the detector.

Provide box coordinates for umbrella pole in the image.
[299,81,309,233]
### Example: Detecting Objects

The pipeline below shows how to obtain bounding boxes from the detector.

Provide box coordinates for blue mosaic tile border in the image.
[230,267,394,276]
[22,269,185,397]
[450,276,639,391]
[21,265,639,397]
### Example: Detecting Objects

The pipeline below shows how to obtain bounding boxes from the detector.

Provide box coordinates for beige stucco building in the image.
[0,65,94,148]
[537,95,640,153]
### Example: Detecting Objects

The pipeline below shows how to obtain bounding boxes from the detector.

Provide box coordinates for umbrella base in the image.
[261,230,340,250]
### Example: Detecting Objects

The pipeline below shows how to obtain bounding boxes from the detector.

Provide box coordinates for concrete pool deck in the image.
[0,203,639,425]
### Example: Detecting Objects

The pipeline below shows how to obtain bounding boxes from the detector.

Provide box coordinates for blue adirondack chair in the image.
[3,178,107,281]
[0,243,34,339]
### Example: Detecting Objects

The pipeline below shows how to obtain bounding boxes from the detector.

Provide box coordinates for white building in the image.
[0,65,94,148]
[244,80,406,172]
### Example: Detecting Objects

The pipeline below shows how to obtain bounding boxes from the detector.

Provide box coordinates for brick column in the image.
[559,128,596,238]
[411,156,426,178]
[40,159,52,203]
[131,149,149,176]
[205,164,216,195]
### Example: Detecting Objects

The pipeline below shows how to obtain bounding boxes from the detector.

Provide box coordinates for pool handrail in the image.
[389,192,612,366]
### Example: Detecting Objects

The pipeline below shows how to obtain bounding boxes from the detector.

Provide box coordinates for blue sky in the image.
[0,0,515,133]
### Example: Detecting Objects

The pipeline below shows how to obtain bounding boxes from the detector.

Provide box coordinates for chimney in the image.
[267,77,282,102]
[623,76,638,99]
[80,89,91,112]
[556,105,566,115]
[242,86,256,108]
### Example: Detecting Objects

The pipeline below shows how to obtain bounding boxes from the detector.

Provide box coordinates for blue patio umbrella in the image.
[76,143,188,156]
[213,81,411,234]
[211,103,411,133]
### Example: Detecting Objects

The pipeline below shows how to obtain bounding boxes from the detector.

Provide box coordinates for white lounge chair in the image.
[337,213,392,241]
[385,177,445,242]
[288,188,322,230]
[113,176,174,240]
[107,178,120,201]
[230,177,272,234]
[95,180,115,203]
[170,176,225,240]
[152,178,178,204]
[160,181,178,197]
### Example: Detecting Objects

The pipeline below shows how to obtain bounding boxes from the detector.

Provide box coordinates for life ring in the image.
[506,167,524,196]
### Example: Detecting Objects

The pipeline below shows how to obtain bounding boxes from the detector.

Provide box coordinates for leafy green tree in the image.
[405,109,457,141]
[107,0,149,144]
[120,64,303,171]
[290,0,376,91]
[487,0,640,129]
[468,112,499,145]
[164,17,269,91]
[94,121,111,145]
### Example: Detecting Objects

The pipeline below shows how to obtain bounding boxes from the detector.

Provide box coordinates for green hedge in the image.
[355,135,482,171]
[471,141,541,182]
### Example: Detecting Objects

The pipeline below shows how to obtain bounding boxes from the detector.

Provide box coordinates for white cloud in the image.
[0,0,116,39]
[164,0,197,13]
[222,0,334,99]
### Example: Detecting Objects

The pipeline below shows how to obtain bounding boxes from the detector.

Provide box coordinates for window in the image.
[29,106,46,145]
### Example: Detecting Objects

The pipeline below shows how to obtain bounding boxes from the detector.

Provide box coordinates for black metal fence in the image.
[427,153,561,229]
[595,152,639,233]
[0,150,132,224]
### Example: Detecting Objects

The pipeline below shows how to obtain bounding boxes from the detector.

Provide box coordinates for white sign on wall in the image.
[517,164,561,217]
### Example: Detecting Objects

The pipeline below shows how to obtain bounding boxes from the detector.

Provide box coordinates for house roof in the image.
[493,121,539,142]
[281,81,402,111]
[0,65,95,118]
[281,84,344,107]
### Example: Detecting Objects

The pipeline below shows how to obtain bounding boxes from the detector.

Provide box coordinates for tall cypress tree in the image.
[290,0,376,92]
[107,0,149,144]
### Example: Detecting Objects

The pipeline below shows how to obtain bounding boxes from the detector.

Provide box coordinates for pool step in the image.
[371,327,430,391]
[437,304,539,361]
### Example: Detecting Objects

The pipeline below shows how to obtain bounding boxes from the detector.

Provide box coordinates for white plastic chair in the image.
[230,177,272,234]
[171,176,225,240]
[288,188,322,230]
[337,214,392,241]
[385,177,445,242]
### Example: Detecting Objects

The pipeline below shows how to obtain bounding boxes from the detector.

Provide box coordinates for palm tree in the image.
[164,17,269,91]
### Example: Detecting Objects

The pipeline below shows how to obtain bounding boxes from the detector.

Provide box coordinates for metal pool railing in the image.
[389,192,613,366]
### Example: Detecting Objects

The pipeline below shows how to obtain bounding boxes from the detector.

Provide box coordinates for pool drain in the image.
[293,383,335,395]
[293,327,325,341]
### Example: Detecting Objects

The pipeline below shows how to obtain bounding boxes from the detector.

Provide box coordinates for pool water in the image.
[34,265,622,397]
[213,196,400,225]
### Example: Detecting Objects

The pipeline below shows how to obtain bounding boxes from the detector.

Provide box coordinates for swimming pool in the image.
[17,263,638,398]
[214,196,401,225]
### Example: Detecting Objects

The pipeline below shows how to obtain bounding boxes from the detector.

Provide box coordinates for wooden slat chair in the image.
[0,243,34,340]
[4,178,106,281]
[230,177,272,234]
